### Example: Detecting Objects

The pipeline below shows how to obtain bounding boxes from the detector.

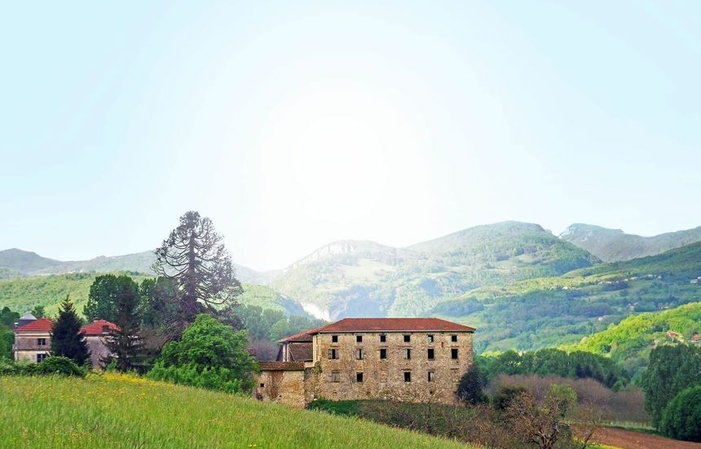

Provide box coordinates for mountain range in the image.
[2,221,700,356]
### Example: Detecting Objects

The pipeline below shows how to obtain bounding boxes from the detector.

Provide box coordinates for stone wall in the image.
[256,362,306,408]
[309,330,473,404]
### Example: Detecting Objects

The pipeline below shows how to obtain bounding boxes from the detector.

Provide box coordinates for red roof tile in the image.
[15,318,53,332]
[80,319,119,335]
[313,318,475,333]
[277,328,319,343]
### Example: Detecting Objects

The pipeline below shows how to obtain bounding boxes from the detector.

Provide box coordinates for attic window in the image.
[332,335,339,343]
[380,334,386,343]
[356,335,363,343]
[37,338,46,346]
[451,335,458,342]
[403,335,411,343]
[427,334,434,343]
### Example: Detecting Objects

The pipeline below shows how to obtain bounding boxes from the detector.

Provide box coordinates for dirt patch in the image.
[592,427,701,449]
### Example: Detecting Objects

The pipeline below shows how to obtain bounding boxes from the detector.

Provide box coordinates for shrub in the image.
[37,356,85,377]
[660,386,701,442]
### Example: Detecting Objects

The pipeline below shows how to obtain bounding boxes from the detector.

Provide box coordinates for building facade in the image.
[258,318,475,408]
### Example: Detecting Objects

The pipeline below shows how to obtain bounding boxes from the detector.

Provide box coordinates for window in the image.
[380,334,386,343]
[332,335,339,343]
[356,335,363,343]
[403,334,411,343]
[259,383,265,388]
[404,349,411,360]
[331,371,340,382]
[404,372,411,382]
[427,334,434,343]
[451,348,459,359]
[451,335,458,342]
[356,348,364,360]
[428,371,435,382]
[328,349,339,359]
[37,338,46,346]
[36,353,47,363]
[427,348,435,360]
[356,372,364,383]
[380,348,387,359]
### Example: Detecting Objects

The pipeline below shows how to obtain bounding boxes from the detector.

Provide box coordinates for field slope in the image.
[0,374,472,449]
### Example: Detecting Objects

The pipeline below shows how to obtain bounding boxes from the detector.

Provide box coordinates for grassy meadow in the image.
[0,374,474,449]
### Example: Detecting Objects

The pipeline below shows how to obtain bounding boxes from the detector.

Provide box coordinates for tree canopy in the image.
[51,297,89,366]
[154,211,242,328]
[147,314,257,393]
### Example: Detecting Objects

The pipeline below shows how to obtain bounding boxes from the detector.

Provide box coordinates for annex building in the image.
[257,317,475,408]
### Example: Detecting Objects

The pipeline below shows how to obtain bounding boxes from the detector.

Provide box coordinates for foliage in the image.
[147,314,258,393]
[36,356,85,377]
[641,344,701,428]
[457,363,487,405]
[31,305,45,318]
[0,306,18,361]
[50,297,89,366]
[84,274,141,323]
[477,348,629,388]
[0,375,472,449]
[139,277,179,329]
[97,276,146,373]
[659,386,701,442]
[154,211,242,328]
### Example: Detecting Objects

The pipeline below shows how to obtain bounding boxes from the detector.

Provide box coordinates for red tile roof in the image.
[80,319,119,335]
[277,328,319,343]
[313,318,475,333]
[15,318,53,332]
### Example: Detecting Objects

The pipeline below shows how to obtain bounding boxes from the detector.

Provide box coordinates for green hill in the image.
[432,242,701,353]
[271,222,598,321]
[0,374,471,449]
[560,223,701,262]
[566,302,701,379]
[0,248,62,273]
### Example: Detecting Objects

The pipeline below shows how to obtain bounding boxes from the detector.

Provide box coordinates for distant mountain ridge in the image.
[560,223,701,262]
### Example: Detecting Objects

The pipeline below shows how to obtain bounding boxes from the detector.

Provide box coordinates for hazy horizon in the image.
[2,1,699,270]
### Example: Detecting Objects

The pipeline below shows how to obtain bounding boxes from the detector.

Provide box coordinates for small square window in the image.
[427,334,434,343]
[356,372,364,383]
[380,334,386,343]
[451,335,458,342]
[451,348,459,359]
[404,349,411,360]
[259,383,265,388]
[404,372,411,382]
[331,371,340,382]
[403,335,411,343]
[37,338,46,346]
[380,348,387,359]
[428,372,435,382]
[356,348,364,360]
[427,348,435,360]
[356,335,363,343]
[332,335,339,343]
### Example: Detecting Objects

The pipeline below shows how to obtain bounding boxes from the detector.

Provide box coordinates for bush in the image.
[37,356,85,377]
[660,386,701,442]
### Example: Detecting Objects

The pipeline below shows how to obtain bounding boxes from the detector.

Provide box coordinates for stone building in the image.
[80,319,119,368]
[257,317,475,408]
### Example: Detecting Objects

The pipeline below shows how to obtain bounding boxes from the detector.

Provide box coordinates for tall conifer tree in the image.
[51,297,89,365]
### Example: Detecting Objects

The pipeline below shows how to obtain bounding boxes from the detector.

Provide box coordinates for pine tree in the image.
[51,297,89,366]
[101,276,146,372]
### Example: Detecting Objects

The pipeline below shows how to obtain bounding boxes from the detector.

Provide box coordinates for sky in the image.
[1,1,700,271]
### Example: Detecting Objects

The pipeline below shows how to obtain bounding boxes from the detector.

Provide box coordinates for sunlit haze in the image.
[1,1,700,270]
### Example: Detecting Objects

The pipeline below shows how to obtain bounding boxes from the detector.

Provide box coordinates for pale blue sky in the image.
[1,1,699,270]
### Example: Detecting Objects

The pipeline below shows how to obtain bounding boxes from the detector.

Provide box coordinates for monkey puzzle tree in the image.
[154,211,242,329]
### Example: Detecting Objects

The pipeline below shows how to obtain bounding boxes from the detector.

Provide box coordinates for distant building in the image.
[258,317,476,408]
[12,315,118,368]
[12,316,53,363]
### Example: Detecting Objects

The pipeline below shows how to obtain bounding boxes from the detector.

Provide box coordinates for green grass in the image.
[0,374,475,449]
